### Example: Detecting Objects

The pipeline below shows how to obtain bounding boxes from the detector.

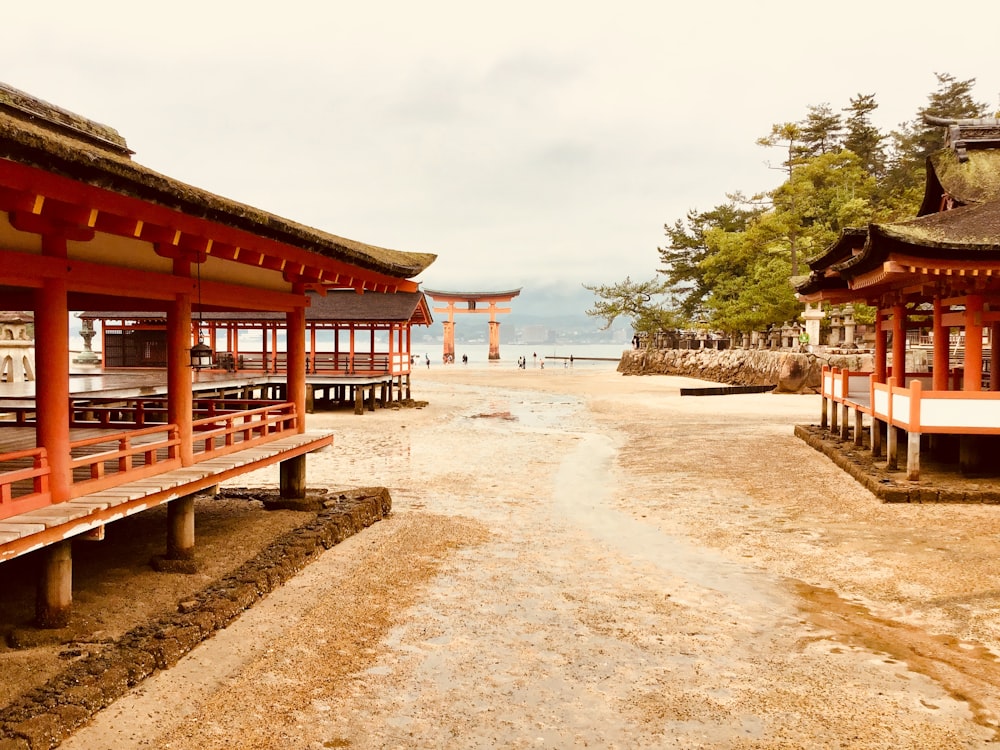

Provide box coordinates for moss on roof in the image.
[0,82,436,280]
[875,200,1000,250]
[926,148,1000,206]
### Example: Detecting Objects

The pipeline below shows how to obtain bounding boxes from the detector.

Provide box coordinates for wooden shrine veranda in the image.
[0,82,435,625]
[797,116,1000,483]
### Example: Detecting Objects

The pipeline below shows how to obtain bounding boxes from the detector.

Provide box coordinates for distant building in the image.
[519,324,551,345]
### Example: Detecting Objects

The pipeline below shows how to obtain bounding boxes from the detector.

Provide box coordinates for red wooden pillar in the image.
[442,301,456,363]
[965,295,984,392]
[933,296,949,391]
[488,302,501,360]
[405,324,412,398]
[891,303,906,384]
[349,323,356,373]
[168,290,195,466]
[286,305,306,434]
[261,327,268,373]
[309,325,316,374]
[873,308,887,383]
[35,271,71,502]
[281,304,307,499]
[270,325,279,373]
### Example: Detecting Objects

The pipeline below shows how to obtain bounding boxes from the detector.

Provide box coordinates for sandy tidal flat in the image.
[61,363,1000,749]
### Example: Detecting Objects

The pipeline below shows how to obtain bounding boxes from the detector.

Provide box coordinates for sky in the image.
[3,1,999,307]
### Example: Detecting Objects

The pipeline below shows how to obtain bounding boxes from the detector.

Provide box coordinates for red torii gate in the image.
[423,288,521,362]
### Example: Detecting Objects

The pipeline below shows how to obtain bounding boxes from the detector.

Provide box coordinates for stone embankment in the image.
[0,487,391,750]
[618,347,873,394]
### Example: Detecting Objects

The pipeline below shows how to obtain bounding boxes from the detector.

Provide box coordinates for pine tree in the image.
[842,93,886,178]
[657,201,761,319]
[885,73,989,198]
[800,103,843,158]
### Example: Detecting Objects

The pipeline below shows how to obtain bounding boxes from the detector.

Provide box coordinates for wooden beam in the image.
[0,160,417,293]
[8,210,95,241]
[0,248,306,311]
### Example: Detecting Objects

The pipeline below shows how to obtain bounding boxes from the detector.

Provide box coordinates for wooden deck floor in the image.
[0,430,333,563]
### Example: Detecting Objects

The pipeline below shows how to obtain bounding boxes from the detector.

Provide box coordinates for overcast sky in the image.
[4,1,999,299]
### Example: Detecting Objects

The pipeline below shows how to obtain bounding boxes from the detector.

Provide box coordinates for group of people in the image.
[412,352,469,367]
[516,353,546,370]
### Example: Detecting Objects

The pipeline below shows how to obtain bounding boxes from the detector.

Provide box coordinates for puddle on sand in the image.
[794,581,1000,737]
[551,430,790,615]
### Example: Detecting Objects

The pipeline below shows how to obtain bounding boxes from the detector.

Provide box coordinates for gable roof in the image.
[796,117,1000,301]
[80,290,432,326]
[0,82,436,281]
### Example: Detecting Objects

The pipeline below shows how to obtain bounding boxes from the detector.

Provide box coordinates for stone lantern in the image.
[0,311,35,382]
[73,317,102,365]
[828,306,843,347]
[801,303,824,350]
[843,304,856,348]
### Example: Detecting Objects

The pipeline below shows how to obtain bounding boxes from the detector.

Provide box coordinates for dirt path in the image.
[58,366,1000,748]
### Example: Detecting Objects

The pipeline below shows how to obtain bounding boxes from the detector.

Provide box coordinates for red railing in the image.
[68,424,182,497]
[231,351,392,375]
[192,401,297,462]
[0,402,298,516]
[0,447,52,520]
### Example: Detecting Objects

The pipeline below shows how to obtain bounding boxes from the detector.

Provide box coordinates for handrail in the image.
[0,447,51,519]
[192,401,298,462]
[69,398,287,429]
[68,423,181,497]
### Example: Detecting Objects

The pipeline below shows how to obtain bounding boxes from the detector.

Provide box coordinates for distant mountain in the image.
[420,281,631,344]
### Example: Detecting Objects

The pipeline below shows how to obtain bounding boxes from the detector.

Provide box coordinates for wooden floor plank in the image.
[0,522,46,535]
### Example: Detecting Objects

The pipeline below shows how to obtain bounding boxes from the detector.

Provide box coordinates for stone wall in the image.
[617,348,874,394]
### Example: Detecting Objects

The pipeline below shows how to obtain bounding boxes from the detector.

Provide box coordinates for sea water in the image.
[412,342,629,370]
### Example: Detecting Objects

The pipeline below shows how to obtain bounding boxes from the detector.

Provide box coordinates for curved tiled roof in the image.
[81,290,431,324]
[0,82,436,280]
[918,117,1000,216]
[803,227,868,271]
[796,118,1000,300]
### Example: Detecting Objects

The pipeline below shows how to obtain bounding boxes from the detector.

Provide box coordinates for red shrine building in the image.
[80,288,433,408]
[796,116,1000,480]
[0,83,435,625]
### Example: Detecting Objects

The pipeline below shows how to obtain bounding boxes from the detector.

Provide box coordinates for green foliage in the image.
[800,103,843,157]
[657,199,761,319]
[884,73,989,199]
[842,93,886,178]
[615,72,992,342]
[583,277,678,334]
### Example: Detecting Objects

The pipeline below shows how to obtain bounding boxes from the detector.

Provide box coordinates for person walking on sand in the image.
[425,354,430,369]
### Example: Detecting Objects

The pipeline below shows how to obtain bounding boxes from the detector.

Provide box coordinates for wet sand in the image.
[60,364,1000,749]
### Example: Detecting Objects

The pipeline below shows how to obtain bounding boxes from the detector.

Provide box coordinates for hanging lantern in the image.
[189,260,213,369]
[190,334,214,369]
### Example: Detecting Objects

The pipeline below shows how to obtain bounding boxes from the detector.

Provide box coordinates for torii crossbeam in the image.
[423,288,521,362]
